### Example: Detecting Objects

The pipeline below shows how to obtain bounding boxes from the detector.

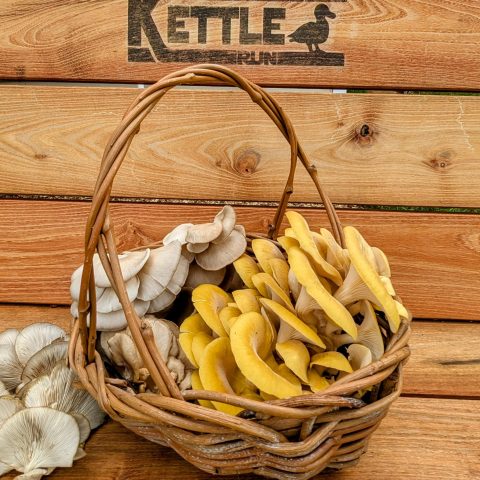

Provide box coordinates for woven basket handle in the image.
[77,64,343,363]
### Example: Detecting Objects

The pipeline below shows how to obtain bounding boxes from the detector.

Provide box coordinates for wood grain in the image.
[2,305,479,398]
[1,1,480,90]
[1,87,480,207]
[3,397,479,479]
[0,201,479,319]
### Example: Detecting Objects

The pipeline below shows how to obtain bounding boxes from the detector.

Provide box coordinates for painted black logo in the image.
[128,1,344,66]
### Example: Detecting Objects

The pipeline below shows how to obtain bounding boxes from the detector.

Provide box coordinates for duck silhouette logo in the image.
[289,4,336,53]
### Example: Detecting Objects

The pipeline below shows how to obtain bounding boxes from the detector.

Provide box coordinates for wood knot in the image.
[425,151,454,172]
[353,123,376,146]
[232,148,260,176]
[34,153,47,160]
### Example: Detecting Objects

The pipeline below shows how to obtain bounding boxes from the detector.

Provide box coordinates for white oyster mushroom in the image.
[212,205,236,244]
[96,276,140,314]
[20,341,69,388]
[0,329,19,347]
[0,408,79,477]
[195,226,247,271]
[15,323,67,367]
[141,241,183,289]
[0,344,23,392]
[23,363,105,430]
[0,397,23,427]
[348,344,373,370]
[162,223,194,245]
[183,263,226,290]
[0,380,9,397]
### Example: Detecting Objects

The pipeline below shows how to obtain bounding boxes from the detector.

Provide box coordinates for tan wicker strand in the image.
[70,64,412,479]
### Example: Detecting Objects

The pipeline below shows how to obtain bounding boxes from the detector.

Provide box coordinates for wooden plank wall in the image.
[1,1,480,89]
[1,1,480,478]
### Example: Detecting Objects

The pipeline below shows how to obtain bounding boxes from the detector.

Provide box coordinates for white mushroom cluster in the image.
[70,205,246,332]
[0,323,105,479]
[100,316,193,392]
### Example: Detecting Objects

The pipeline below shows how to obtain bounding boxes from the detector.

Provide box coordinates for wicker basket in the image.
[69,64,411,479]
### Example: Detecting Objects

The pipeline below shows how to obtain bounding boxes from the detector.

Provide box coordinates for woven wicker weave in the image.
[69,64,411,479]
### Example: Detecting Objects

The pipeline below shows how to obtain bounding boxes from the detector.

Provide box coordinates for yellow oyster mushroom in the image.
[320,228,350,276]
[310,351,353,374]
[252,272,294,311]
[333,301,385,361]
[191,370,215,409]
[191,332,214,366]
[277,235,299,252]
[260,298,325,348]
[307,369,330,392]
[180,313,211,335]
[251,239,285,275]
[230,313,302,399]
[287,247,358,339]
[218,305,241,335]
[276,340,310,383]
[232,289,261,314]
[285,211,342,286]
[233,254,260,289]
[336,226,400,333]
[192,284,232,337]
[348,344,373,370]
[268,258,290,293]
[198,337,243,415]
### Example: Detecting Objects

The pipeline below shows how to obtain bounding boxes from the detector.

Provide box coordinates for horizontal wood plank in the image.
[2,305,479,398]
[0,201,479,320]
[1,87,480,207]
[1,1,480,90]
[3,397,479,479]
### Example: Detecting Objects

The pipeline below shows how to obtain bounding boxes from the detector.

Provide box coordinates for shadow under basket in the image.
[69,64,411,480]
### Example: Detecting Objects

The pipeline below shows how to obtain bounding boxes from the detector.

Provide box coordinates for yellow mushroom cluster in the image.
[179,210,409,414]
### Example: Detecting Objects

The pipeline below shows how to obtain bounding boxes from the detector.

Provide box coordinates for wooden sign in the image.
[128,0,345,67]
[1,0,479,89]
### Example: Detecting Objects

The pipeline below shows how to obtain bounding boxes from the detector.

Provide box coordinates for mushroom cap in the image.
[147,290,175,314]
[343,226,400,333]
[186,242,210,254]
[162,223,194,245]
[212,205,237,244]
[137,272,165,302]
[84,249,150,289]
[192,285,232,337]
[23,363,105,429]
[0,407,79,472]
[218,306,241,335]
[190,370,215,409]
[89,299,149,330]
[96,276,140,314]
[166,254,190,295]
[285,211,342,286]
[251,239,285,275]
[233,254,260,289]
[198,337,243,415]
[0,397,23,426]
[142,242,183,288]
[183,263,226,290]
[15,323,66,366]
[268,258,290,293]
[310,351,353,374]
[0,329,19,347]
[178,333,197,368]
[307,369,330,392]
[195,227,247,271]
[72,413,91,444]
[232,289,260,314]
[276,340,310,383]
[21,341,69,387]
[0,344,22,392]
[104,330,143,381]
[372,247,391,277]
[185,220,223,244]
[287,246,358,339]
[252,272,294,311]
[277,235,299,252]
[348,344,373,370]
[230,312,302,399]
[320,228,350,276]
[180,313,211,335]
[191,332,214,369]
[0,380,8,397]
[260,298,325,348]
